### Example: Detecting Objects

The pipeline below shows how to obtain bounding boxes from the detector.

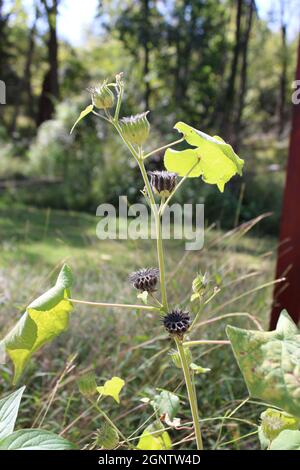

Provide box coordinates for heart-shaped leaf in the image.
[0,386,25,439]
[97,376,125,404]
[1,264,74,384]
[164,121,244,192]
[0,429,75,450]
[270,430,300,450]
[150,390,180,420]
[226,310,300,417]
[137,421,172,450]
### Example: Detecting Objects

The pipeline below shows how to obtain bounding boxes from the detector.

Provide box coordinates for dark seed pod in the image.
[128,267,159,292]
[162,309,191,339]
[148,171,177,197]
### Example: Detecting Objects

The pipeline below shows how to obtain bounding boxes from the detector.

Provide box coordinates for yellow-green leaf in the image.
[97,376,125,404]
[137,421,172,450]
[165,121,244,192]
[70,104,93,134]
[1,264,73,384]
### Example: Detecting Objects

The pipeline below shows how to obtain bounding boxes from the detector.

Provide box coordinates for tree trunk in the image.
[278,1,288,136]
[221,0,243,140]
[37,0,59,125]
[234,0,255,150]
[142,0,150,110]
[270,37,300,328]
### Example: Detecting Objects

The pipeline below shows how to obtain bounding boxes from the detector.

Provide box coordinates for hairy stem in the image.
[175,338,203,450]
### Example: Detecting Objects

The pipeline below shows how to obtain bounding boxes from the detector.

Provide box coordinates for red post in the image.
[271,36,300,329]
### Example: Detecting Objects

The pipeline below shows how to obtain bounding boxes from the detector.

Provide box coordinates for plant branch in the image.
[143,137,184,160]
[175,338,203,450]
[68,298,159,311]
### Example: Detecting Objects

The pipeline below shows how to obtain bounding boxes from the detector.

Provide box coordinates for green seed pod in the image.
[95,423,119,450]
[88,82,115,110]
[77,372,97,397]
[170,347,192,369]
[120,112,150,146]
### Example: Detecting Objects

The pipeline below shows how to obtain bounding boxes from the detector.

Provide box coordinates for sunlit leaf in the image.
[97,376,125,404]
[0,429,75,450]
[226,310,300,417]
[1,264,73,384]
[70,104,93,134]
[0,386,25,439]
[270,430,300,450]
[164,121,244,192]
[137,421,172,450]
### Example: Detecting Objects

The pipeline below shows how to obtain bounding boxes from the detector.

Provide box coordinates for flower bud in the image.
[120,112,150,146]
[95,423,119,450]
[170,347,192,369]
[191,272,208,302]
[88,82,115,109]
[148,171,177,198]
[77,372,97,397]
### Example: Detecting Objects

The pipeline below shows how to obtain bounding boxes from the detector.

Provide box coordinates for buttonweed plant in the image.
[1,73,300,451]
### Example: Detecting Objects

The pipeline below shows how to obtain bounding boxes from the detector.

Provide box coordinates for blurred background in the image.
[0,0,299,233]
[0,0,300,449]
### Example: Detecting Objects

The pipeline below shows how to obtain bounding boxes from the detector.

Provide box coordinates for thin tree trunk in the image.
[37,0,59,125]
[221,0,243,140]
[234,0,255,150]
[278,0,288,136]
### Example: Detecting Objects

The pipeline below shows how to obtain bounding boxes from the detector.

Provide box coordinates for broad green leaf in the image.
[0,386,25,439]
[70,104,93,134]
[260,408,299,443]
[1,264,73,384]
[270,430,300,450]
[137,421,172,450]
[165,121,244,192]
[226,310,300,417]
[97,376,125,404]
[164,148,202,177]
[150,390,180,420]
[0,429,75,450]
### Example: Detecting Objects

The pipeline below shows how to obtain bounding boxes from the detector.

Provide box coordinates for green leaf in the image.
[226,310,300,417]
[70,104,93,134]
[1,264,74,384]
[150,390,180,420]
[0,386,25,439]
[270,430,300,450]
[97,376,125,404]
[190,363,211,374]
[164,121,244,192]
[0,429,75,450]
[137,421,172,450]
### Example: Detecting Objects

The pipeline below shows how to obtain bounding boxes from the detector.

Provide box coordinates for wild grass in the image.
[0,204,279,449]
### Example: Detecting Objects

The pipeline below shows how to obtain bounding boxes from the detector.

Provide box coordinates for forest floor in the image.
[0,204,278,449]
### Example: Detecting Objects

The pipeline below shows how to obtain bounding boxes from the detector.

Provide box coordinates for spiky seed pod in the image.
[95,423,119,450]
[128,267,159,292]
[162,309,191,339]
[88,81,115,109]
[120,112,150,146]
[77,372,97,397]
[148,171,177,198]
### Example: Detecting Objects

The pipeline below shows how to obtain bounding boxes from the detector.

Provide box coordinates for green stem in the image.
[143,137,184,160]
[68,298,158,311]
[175,338,203,450]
